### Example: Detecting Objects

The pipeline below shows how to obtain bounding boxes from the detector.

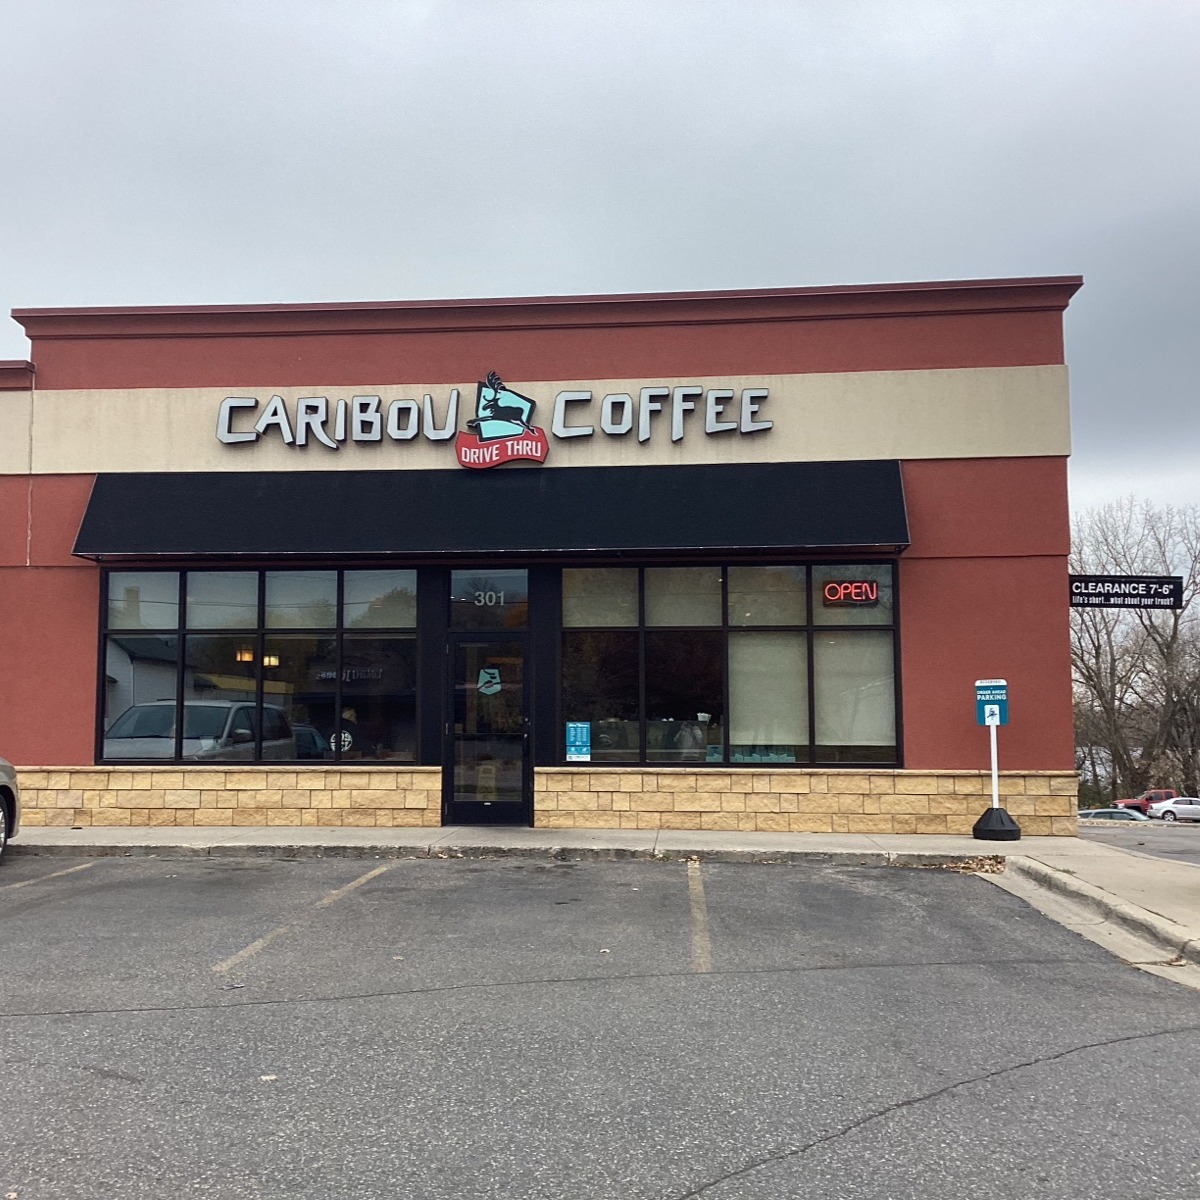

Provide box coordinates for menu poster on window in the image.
[566,722,592,762]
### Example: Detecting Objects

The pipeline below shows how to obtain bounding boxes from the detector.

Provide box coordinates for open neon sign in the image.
[822,580,880,607]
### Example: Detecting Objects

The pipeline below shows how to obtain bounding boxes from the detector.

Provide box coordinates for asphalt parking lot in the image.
[3,854,1200,1200]
[1081,819,1200,866]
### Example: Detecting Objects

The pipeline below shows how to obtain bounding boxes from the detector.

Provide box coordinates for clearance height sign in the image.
[1069,575,1183,610]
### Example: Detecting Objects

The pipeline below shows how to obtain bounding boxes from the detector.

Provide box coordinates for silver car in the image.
[103,700,296,761]
[0,756,20,858]
[1149,796,1200,822]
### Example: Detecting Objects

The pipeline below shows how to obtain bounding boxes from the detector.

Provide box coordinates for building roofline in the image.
[12,276,1083,341]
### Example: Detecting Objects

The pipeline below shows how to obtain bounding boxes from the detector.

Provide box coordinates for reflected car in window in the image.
[292,723,330,760]
[103,701,295,761]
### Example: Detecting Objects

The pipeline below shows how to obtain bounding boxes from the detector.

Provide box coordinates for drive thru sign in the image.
[975,679,1008,726]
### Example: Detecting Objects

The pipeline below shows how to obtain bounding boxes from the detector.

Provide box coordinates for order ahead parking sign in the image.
[975,679,1008,726]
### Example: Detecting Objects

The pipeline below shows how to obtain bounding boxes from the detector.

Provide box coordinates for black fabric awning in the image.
[73,462,909,559]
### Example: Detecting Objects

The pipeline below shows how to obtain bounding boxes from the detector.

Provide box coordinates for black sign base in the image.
[973,807,1022,841]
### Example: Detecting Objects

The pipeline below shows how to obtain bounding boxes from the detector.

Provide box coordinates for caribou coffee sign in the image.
[216,371,773,468]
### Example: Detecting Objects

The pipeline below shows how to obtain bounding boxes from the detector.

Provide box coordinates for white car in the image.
[0,756,20,858]
[1149,796,1200,822]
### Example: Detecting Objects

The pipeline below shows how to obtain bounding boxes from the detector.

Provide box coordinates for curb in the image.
[1007,856,1200,966]
[7,839,1004,871]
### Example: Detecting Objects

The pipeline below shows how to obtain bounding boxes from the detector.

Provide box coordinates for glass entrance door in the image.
[444,636,531,825]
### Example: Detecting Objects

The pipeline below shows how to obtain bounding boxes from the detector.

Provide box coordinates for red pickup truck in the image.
[1117,788,1180,815]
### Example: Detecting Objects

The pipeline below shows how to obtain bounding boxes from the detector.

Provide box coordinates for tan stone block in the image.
[147,808,177,826]
[129,809,156,826]
[536,812,574,828]
[915,814,948,834]
[128,772,157,791]
[584,773,621,791]
[998,776,1027,796]
[954,775,986,794]
[945,815,976,835]
[796,793,837,814]
[569,790,600,810]
[745,793,781,813]
[581,811,622,828]
[862,795,881,813]
[348,789,391,808]
[778,792,800,812]
[682,791,723,812]
[831,813,849,833]
[880,794,929,814]
[720,792,747,811]
[92,809,132,826]
[736,813,757,831]
[264,772,297,789]
[635,813,661,829]
[391,810,429,827]
[23,771,50,788]
[539,772,573,791]
[751,774,771,793]
[700,811,740,831]
[1002,797,1037,816]
[101,772,133,790]
[165,789,201,809]
[635,793,675,812]
[43,808,76,826]
[895,774,938,795]
[231,808,267,826]
[216,791,239,809]
[594,791,615,811]
[892,814,917,834]
[267,810,302,826]
[869,775,894,793]
[928,794,969,815]
[612,793,632,811]
[72,809,91,826]
[300,809,320,826]
[276,789,311,809]
[789,814,834,833]
[144,772,182,790]
[695,773,732,792]
[58,789,85,806]
[195,790,222,809]
[1021,816,1053,836]
[846,814,894,834]
[319,809,344,826]
[833,774,871,794]
[620,773,650,792]
[836,793,866,814]
[308,790,334,809]
[1049,775,1079,796]
[220,771,264,789]
[21,810,46,826]
[1051,815,1078,835]
[655,773,698,793]
[71,772,110,790]
[755,812,790,832]
[768,773,802,792]
[1035,796,1074,816]
[96,789,130,809]
[341,810,379,827]
[173,811,195,826]
[618,813,641,828]
[192,808,230,826]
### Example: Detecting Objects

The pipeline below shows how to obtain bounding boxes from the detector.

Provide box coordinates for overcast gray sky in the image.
[2,0,1197,513]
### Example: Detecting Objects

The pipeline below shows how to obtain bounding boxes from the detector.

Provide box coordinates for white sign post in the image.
[972,678,1020,841]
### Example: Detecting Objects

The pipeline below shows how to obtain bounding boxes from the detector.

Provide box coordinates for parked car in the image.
[1117,788,1180,815]
[1148,796,1200,823]
[292,723,330,760]
[103,700,295,760]
[1078,808,1151,821]
[0,756,20,858]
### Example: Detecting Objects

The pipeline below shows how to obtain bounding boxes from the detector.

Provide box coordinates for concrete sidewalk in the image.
[12,824,1200,968]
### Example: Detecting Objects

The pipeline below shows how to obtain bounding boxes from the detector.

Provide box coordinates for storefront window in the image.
[562,568,638,627]
[558,563,897,767]
[101,569,423,764]
[107,572,179,630]
[186,572,258,629]
[450,569,529,630]
[813,630,896,761]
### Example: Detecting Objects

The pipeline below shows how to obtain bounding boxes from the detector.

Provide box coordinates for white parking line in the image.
[316,865,391,908]
[687,858,713,973]
[212,864,392,973]
[1,862,95,890]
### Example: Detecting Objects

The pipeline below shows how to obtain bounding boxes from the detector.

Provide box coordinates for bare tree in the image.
[1071,498,1200,800]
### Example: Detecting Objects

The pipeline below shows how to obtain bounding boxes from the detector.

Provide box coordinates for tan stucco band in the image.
[15,767,1077,836]
[6,365,1070,475]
